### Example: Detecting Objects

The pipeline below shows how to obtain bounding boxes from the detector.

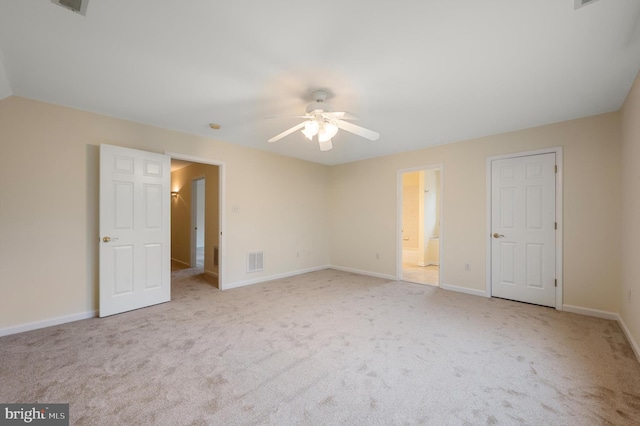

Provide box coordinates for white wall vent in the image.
[247,251,264,273]
[574,0,601,10]
[51,0,88,16]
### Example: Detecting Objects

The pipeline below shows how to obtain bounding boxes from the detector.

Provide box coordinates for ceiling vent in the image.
[574,0,601,10]
[51,0,88,16]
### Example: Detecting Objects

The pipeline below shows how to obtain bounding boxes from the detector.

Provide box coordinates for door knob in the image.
[492,233,505,238]
[102,236,119,243]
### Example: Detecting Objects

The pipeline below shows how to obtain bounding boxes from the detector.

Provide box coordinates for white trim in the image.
[563,304,618,320]
[330,265,397,281]
[223,265,331,290]
[0,310,97,338]
[563,304,640,364]
[486,147,564,309]
[165,152,226,289]
[204,269,218,278]
[441,283,488,298]
[617,314,640,364]
[171,257,190,268]
[396,164,444,287]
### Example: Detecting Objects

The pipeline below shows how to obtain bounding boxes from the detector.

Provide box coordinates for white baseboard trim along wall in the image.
[2,268,639,365]
[222,265,330,290]
[440,282,487,298]
[329,265,397,281]
[0,310,97,338]
[170,258,191,268]
[564,304,640,364]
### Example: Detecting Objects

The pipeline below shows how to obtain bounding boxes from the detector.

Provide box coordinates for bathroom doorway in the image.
[398,166,442,286]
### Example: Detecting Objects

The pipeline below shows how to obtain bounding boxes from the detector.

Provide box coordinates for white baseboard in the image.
[329,265,397,281]
[441,282,488,298]
[204,269,218,278]
[616,314,640,364]
[563,304,640,364]
[171,258,190,268]
[0,310,97,338]
[222,265,330,290]
[562,304,618,320]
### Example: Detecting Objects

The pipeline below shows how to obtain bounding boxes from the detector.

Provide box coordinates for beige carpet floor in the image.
[1,268,640,425]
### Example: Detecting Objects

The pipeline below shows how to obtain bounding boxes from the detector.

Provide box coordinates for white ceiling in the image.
[1,0,639,165]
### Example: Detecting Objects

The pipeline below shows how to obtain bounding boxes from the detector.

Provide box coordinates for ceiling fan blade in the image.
[337,120,380,141]
[265,115,311,119]
[325,111,358,120]
[318,139,333,151]
[268,121,307,143]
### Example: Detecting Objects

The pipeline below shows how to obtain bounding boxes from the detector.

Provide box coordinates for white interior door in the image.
[491,153,556,307]
[99,144,171,317]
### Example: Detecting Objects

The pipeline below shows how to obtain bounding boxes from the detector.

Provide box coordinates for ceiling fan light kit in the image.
[268,89,379,151]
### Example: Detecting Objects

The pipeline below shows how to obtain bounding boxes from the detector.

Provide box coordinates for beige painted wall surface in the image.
[171,163,220,277]
[329,113,622,312]
[621,71,640,350]
[0,96,330,329]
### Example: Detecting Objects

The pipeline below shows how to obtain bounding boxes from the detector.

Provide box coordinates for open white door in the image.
[491,152,556,307]
[99,144,171,317]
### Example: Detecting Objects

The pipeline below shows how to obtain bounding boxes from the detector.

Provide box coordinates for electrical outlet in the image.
[464,263,470,271]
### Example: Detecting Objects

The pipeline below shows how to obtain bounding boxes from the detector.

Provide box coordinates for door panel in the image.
[491,153,556,307]
[100,144,171,317]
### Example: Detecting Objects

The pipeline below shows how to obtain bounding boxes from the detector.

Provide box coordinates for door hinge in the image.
[555,222,557,230]
[555,279,557,287]
[555,165,558,173]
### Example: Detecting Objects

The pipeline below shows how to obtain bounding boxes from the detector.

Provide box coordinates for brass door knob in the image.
[103,236,111,243]
[493,233,505,238]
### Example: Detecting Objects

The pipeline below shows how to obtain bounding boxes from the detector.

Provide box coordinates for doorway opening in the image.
[397,166,443,286]
[169,154,223,289]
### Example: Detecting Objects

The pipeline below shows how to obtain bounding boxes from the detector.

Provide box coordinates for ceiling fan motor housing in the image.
[306,89,334,114]
[306,101,334,114]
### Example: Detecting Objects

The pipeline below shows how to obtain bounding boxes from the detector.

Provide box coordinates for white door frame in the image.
[190,176,205,268]
[396,164,444,284]
[165,151,226,289]
[485,147,563,310]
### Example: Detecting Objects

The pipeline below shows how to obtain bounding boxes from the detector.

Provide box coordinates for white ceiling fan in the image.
[267,90,380,151]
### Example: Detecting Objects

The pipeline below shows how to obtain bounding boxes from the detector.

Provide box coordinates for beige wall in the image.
[621,71,640,352]
[0,93,631,338]
[0,96,330,330]
[329,112,622,312]
[171,163,220,277]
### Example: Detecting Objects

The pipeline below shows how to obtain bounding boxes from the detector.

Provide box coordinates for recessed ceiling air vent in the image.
[51,0,88,16]
[574,0,601,10]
